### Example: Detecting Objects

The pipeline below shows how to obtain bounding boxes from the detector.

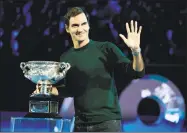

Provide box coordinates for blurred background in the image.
[0,0,186,131]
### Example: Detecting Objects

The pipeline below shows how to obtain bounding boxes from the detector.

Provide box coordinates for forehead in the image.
[69,13,88,25]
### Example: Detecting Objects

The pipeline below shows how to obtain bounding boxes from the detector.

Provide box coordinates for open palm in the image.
[119,20,142,50]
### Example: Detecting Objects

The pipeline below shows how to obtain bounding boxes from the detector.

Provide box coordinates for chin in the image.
[77,38,86,42]
[77,40,85,43]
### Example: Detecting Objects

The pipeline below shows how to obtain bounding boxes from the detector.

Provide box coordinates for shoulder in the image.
[91,40,116,50]
[59,48,73,62]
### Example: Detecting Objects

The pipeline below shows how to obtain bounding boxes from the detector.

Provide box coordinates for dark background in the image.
[0,0,186,117]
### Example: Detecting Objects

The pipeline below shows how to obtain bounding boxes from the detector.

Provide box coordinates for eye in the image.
[72,26,77,28]
[82,22,87,25]
[71,24,79,28]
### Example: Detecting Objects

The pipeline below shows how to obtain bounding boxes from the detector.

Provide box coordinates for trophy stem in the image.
[41,85,47,94]
[39,80,52,95]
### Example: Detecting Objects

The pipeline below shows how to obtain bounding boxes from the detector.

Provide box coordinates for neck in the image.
[73,38,90,49]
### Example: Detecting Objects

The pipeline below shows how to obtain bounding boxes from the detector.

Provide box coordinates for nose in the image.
[77,26,84,32]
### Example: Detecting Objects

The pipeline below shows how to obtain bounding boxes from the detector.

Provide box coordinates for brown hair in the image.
[64,7,89,27]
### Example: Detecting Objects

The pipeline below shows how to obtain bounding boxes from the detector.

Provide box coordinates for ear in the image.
[65,24,69,33]
[87,24,90,31]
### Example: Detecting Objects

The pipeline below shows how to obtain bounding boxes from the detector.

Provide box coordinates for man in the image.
[33,7,145,132]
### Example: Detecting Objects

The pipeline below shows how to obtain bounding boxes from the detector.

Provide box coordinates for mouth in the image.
[76,33,84,37]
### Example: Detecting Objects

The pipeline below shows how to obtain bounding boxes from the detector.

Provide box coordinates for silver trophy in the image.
[20,61,70,117]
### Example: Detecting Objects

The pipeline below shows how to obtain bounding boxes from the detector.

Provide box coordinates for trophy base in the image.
[30,94,59,99]
[29,95,60,114]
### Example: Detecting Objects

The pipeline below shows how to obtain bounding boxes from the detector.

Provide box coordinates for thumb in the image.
[119,34,128,44]
[51,87,59,95]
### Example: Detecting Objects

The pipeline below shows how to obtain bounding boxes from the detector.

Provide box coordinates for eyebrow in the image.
[71,22,88,27]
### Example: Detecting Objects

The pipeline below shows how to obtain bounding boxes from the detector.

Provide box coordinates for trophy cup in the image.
[20,61,71,118]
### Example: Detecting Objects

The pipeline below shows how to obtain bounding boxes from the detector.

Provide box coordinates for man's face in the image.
[66,13,90,42]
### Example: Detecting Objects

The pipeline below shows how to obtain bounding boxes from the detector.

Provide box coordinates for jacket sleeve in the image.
[56,82,74,98]
[105,42,145,79]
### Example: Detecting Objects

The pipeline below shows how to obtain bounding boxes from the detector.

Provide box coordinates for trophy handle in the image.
[59,62,71,71]
[20,62,29,73]
[58,62,71,78]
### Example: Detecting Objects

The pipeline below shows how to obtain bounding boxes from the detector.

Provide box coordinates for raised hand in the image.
[119,20,142,51]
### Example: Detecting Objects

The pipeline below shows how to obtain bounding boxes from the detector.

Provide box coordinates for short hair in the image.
[64,7,89,27]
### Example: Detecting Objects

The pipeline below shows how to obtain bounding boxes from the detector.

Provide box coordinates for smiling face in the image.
[65,13,90,43]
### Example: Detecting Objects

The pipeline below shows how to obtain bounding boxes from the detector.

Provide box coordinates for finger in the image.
[50,87,56,95]
[32,90,36,95]
[135,21,138,33]
[36,88,40,93]
[119,34,128,44]
[126,23,130,33]
[138,26,142,35]
[48,85,52,92]
[36,84,40,92]
[51,88,55,94]
[36,84,39,89]
[130,20,134,32]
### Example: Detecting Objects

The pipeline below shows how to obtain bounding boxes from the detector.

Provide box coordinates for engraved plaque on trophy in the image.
[20,61,70,118]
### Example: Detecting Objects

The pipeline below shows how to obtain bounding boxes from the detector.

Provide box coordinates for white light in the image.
[54,126,60,132]
[141,89,151,98]
[165,113,179,123]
